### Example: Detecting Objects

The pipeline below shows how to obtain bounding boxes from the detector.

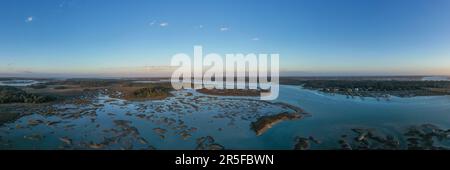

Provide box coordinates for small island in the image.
[251,112,303,136]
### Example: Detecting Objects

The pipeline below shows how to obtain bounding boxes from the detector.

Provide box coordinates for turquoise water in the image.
[271,85,450,149]
[1,85,450,150]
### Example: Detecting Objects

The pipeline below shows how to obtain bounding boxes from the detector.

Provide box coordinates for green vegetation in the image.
[251,112,302,136]
[0,86,55,104]
[132,86,173,99]
[29,84,48,89]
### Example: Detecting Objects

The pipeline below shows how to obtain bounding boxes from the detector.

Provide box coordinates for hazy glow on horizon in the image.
[1,0,450,77]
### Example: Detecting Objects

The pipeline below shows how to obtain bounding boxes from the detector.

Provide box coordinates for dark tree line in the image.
[299,80,450,91]
[0,86,55,104]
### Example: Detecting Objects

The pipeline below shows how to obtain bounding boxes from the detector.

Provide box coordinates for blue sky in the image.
[1,0,450,77]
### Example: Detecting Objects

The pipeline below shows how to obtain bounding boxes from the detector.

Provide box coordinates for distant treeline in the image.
[45,79,124,88]
[0,86,55,104]
[282,80,450,97]
[299,80,450,91]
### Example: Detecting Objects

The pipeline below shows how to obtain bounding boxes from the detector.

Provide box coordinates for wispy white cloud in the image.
[159,22,169,27]
[220,27,229,32]
[25,16,34,23]
[197,25,204,29]
[149,20,156,26]
[252,37,260,41]
[148,20,168,28]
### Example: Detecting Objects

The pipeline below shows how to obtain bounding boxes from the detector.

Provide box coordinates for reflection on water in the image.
[274,85,450,149]
[1,85,450,150]
[422,76,450,81]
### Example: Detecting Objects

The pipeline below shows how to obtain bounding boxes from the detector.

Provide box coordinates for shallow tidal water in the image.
[1,85,450,150]
[0,80,41,87]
